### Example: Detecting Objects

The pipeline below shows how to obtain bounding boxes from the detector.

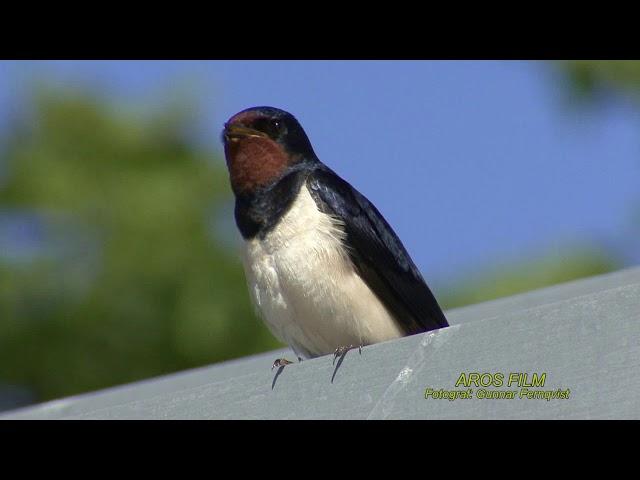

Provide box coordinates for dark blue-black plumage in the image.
[307,166,448,333]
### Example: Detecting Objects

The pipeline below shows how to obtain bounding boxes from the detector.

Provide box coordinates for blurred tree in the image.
[439,246,619,309]
[557,60,640,104]
[0,89,282,401]
[557,60,640,230]
[438,61,640,309]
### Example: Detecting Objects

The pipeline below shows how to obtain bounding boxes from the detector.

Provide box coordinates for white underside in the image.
[241,184,403,358]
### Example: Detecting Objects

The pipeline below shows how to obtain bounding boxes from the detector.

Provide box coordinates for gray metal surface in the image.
[3,266,640,419]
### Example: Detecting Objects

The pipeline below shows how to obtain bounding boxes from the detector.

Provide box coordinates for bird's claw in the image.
[271,358,293,370]
[332,344,363,365]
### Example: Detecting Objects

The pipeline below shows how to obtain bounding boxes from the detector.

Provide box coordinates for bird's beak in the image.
[223,123,268,142]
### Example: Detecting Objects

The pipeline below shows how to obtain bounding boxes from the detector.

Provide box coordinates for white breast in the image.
[241,183,403,358]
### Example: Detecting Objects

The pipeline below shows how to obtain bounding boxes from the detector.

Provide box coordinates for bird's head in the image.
[222,106,316,195]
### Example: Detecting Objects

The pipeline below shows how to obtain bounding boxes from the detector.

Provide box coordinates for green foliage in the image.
[557,60,640,103]
[440,246,619,309]
[557,60,640,232]
[439,60,639,310]
[0,90,282,401]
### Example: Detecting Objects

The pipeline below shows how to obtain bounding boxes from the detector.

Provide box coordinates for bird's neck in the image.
[234,169,310,240]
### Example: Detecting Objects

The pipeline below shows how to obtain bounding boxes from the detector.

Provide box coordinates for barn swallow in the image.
[222,106,448,369]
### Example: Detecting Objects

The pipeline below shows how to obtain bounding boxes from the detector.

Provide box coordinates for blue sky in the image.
[1,60,638,288]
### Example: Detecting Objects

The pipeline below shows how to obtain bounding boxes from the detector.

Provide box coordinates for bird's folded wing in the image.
[307,166,448,334]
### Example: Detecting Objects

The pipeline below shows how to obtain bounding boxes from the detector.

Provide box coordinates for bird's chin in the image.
[224,133,291,195]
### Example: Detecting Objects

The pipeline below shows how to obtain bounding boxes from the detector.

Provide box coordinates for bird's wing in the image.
[307,166,448,334]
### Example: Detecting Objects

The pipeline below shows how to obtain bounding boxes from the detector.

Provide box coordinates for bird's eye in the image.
[269,119,285,137]
[252,118,284,138]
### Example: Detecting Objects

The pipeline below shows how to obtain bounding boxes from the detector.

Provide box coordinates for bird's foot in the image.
[271,358,293,370]
[332,344,363,365]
